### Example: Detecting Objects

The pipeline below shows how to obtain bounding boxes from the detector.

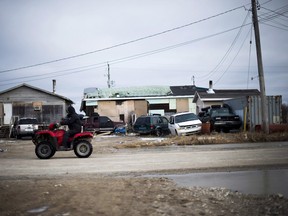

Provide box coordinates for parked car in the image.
[169,112,202,136]
[11,117,39,139]
[199,105,242,133]
[133,115,170,136]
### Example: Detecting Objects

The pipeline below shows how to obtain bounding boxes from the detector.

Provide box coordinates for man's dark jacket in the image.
[61,106,82,133]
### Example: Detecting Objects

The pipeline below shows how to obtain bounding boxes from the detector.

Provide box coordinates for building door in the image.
[4,103,12,125]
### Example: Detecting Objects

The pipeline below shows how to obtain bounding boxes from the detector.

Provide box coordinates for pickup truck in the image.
[199,105,242,133]
[11,117,39,139]
[81,114,124,133]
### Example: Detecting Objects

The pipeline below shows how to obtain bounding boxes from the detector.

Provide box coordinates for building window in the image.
[119,114,125,122]
[116,100,124,105]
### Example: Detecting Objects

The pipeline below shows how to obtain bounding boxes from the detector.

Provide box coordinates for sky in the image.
[0,0,287,112]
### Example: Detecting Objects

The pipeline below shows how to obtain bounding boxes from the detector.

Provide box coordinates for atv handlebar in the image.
[48,122,61,130]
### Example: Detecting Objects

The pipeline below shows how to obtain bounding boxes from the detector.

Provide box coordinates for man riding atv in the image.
[33,105,93,159]
[60,105,82,149]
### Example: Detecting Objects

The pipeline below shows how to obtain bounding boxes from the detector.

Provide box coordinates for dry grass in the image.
[113,132,288,149]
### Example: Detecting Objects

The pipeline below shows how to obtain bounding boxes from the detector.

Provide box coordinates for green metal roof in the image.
[84,86,172,98]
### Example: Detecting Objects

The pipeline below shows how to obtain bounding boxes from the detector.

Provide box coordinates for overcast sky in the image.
[0,0,287,112]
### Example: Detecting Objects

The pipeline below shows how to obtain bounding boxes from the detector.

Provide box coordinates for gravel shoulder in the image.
[1,175,288,216]
[0,135,288,216]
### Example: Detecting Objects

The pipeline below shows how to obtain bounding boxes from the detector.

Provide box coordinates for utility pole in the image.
[107,63,111,88]
[106,63,115,88]
[192,76,195,86]
[251,0,269,134]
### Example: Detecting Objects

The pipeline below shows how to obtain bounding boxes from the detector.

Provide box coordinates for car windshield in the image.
[135,117,149,125]
[211,108,230,117]
[19,119,38,124]
[174,113,198,123]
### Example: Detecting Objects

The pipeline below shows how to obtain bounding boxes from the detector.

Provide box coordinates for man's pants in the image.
[62,130,77,148]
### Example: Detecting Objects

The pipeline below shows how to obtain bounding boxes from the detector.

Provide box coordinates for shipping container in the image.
[225,95,282,132]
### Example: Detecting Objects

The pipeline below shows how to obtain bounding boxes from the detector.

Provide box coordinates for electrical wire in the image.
[247,23,253,89]
[5,3,286,86]
[215,26,252,85]
[261,5,288,19]
[0,22,251,87]
[0,5,245,74]
[196,11,250,81]
[258,8,288,31]
[0,62,106,83]
[212,2,288,86]
[0,65,105,87]
[260,22,288,31]
[258,4,288,28]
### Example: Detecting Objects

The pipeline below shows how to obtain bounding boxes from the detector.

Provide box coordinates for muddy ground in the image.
[0,134,288,216]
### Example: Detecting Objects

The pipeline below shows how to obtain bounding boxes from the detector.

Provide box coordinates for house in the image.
[81,85,208,124]
[192,80,260,113]
[0,83,73,126]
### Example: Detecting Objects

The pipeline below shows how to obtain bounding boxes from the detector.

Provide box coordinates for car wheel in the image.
[35,141,55,159]
[155,129,163,137]
[74,140,93,158]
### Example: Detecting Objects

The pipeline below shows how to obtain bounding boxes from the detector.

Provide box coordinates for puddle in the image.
[151,169,288,197]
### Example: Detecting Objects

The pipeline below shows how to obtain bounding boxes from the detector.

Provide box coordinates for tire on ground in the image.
[35,141,56,159]
[74,140,93,158]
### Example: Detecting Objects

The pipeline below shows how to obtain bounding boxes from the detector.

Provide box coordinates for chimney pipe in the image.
[52,79,56,94]
[207,80,215,94]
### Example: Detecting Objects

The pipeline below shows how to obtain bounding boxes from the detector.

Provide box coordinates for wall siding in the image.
[0,86,69,125]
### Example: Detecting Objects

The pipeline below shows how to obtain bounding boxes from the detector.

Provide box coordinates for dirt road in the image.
[1,135,288,216]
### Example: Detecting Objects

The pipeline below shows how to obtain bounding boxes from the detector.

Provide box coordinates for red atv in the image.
[32,123,93,159]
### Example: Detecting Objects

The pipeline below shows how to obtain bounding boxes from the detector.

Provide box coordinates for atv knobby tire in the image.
[74,140,93,158]
[35,141,56,159]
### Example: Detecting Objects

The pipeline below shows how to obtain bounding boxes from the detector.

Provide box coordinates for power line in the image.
[259,4,288,25]
[196,11,250,81]
[261,5,288,19]
[0,22,251,87]
[214,3,288,86]
[247,23,254,89]
[0,5,245,74]
[215,26,252,85]
[258,4,288,31]
[0,65,104,87]
[260,22,288,31]
[7,10,285,87]
[0,62,105,83]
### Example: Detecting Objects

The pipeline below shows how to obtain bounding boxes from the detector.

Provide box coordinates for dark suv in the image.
[199,105,242,133]
[133,115,170,136]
